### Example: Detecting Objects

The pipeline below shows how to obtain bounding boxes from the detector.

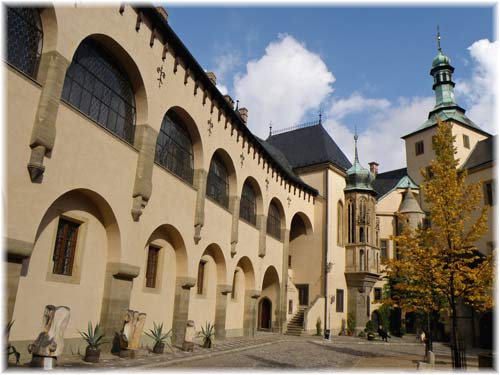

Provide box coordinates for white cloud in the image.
[212,49,242,83]
[329,93,390,120]
[233,34,335,137]
[324,96,435,172]
[455,39,497,134]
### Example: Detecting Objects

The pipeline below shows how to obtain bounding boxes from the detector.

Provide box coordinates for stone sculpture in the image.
[117,309,146,358]
[28,305,70,368]
[182,320,195,352]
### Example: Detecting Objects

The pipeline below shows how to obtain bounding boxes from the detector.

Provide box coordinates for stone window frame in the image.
[196,258,208,296]
[380,239,388,259]
[335,289,344,313]
[374,287,382,302]
[45,212,88,285]
[142,242,165,294]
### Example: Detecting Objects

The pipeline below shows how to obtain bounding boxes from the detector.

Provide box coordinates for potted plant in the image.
[145,322,172,354]
[199,322,215,348]
[79,322,104,363]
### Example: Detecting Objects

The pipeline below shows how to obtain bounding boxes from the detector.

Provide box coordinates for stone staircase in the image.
[285,307,306,336]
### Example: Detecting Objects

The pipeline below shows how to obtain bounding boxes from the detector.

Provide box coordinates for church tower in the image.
[343,132,381,333]
[402,29,490,187]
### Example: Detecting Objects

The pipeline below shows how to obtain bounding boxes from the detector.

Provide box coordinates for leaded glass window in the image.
[207,155,229,208]
[267,202,281,240]
[52,218,79,276]
[61,39,136,143]
[240,181,256,225]
[155,111,194,184]
[6,7,43,79]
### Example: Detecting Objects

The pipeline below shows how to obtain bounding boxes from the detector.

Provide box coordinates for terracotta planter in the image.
[367,333,375,341]
[84,347,100,363]
[153,342,165,354]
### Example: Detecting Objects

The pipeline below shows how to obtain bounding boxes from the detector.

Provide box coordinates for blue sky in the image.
[165,6,496,171]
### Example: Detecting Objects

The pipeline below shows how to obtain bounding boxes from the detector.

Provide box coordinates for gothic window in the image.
[6,7,43,79]
[359,250,365,271]
[347,201,355,243]
[376,253,379,273]
[337,201,343,245]
[240,181,257,225]
[155,111,194,184]
[359,227,365,243]
[267,202,282,240]
[52,218,80,276]
[206,154,229,208]
[61,39,136,144]
[145,246,160,288]
[374,287,382,302]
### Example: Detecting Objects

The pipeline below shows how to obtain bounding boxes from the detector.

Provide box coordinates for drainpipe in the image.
[324,169,330,338]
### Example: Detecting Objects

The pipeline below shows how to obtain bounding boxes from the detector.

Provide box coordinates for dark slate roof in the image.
[265,124,352,171]
[255,137,318,194]
[462,136,495,171]
[372,168,409,199]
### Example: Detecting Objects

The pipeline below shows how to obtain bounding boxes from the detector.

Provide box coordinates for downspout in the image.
[324,168,330,338]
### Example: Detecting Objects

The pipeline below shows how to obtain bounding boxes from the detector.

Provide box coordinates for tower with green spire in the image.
[402,28,490,186]
[343,131,380,334]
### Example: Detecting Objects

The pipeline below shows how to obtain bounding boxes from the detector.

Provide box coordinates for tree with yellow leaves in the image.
[385,118,493,368]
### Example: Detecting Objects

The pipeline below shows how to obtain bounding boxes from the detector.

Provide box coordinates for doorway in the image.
[259,298,272,330]
[296,284,309,306]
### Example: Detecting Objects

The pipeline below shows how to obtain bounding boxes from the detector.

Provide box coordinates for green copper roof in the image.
[396,176,419,190]
[402,42,490,139]
[344,133,376,194]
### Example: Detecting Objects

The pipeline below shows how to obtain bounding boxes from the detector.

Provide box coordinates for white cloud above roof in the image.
[233,33,335,137]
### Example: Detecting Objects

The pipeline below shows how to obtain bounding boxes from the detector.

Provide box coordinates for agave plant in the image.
[78,322,104,350]
[199,322,215,348]
[145,322,172,354]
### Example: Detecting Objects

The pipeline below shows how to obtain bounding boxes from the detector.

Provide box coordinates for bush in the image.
[365,320,375,333]
[315,317,322,336]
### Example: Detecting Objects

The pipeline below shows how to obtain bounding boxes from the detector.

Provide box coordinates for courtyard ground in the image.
[7,332,493,371]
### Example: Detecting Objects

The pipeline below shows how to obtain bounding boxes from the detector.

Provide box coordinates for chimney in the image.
[156,7,168,22]
[206,71,217,86]
[369,162,379,176]
[224,95,235,109]
[239,107,248,125]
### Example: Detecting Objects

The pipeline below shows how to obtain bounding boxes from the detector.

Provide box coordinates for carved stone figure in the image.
[182,320,195,352]
[117,309,146,357]
[28,305,70,367]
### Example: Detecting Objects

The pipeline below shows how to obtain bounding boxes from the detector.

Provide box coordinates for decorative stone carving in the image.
[28,305,70,367]
[117,309,146,357]
[182,320,195,352]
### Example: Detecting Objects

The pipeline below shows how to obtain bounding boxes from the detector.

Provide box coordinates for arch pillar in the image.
[4,237,34,323]
[257,214,267,257]
[193,169,207,244]
[131,124,158,221]
[215,284,232,339]
[280,228,290,333]
[243,290,261,337]
[27,50,70,182]
[172,276,196,346]
[229,196,240,256]
[99,262,140,337]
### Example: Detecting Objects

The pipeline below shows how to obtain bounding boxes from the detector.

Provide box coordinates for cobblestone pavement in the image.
[7,333,492,371]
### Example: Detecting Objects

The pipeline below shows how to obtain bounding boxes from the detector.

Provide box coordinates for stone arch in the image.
[207,148,238,208]
[241,176,264,217]
[34,188,121,263]
[201,243,228,285]
[266,197,286,241]
[67,33,148,126]
[12,188,120,341]
[144,224,188,279]
[259,265,281,331]
[162,106,204,171]
[290,211,313,238]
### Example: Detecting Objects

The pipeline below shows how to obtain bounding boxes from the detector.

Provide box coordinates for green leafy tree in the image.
[384,119,493,368]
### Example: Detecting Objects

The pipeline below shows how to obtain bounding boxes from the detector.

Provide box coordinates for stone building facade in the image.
[4,5,494,354]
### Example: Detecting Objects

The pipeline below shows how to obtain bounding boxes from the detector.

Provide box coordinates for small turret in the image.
[398,184,425,229]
